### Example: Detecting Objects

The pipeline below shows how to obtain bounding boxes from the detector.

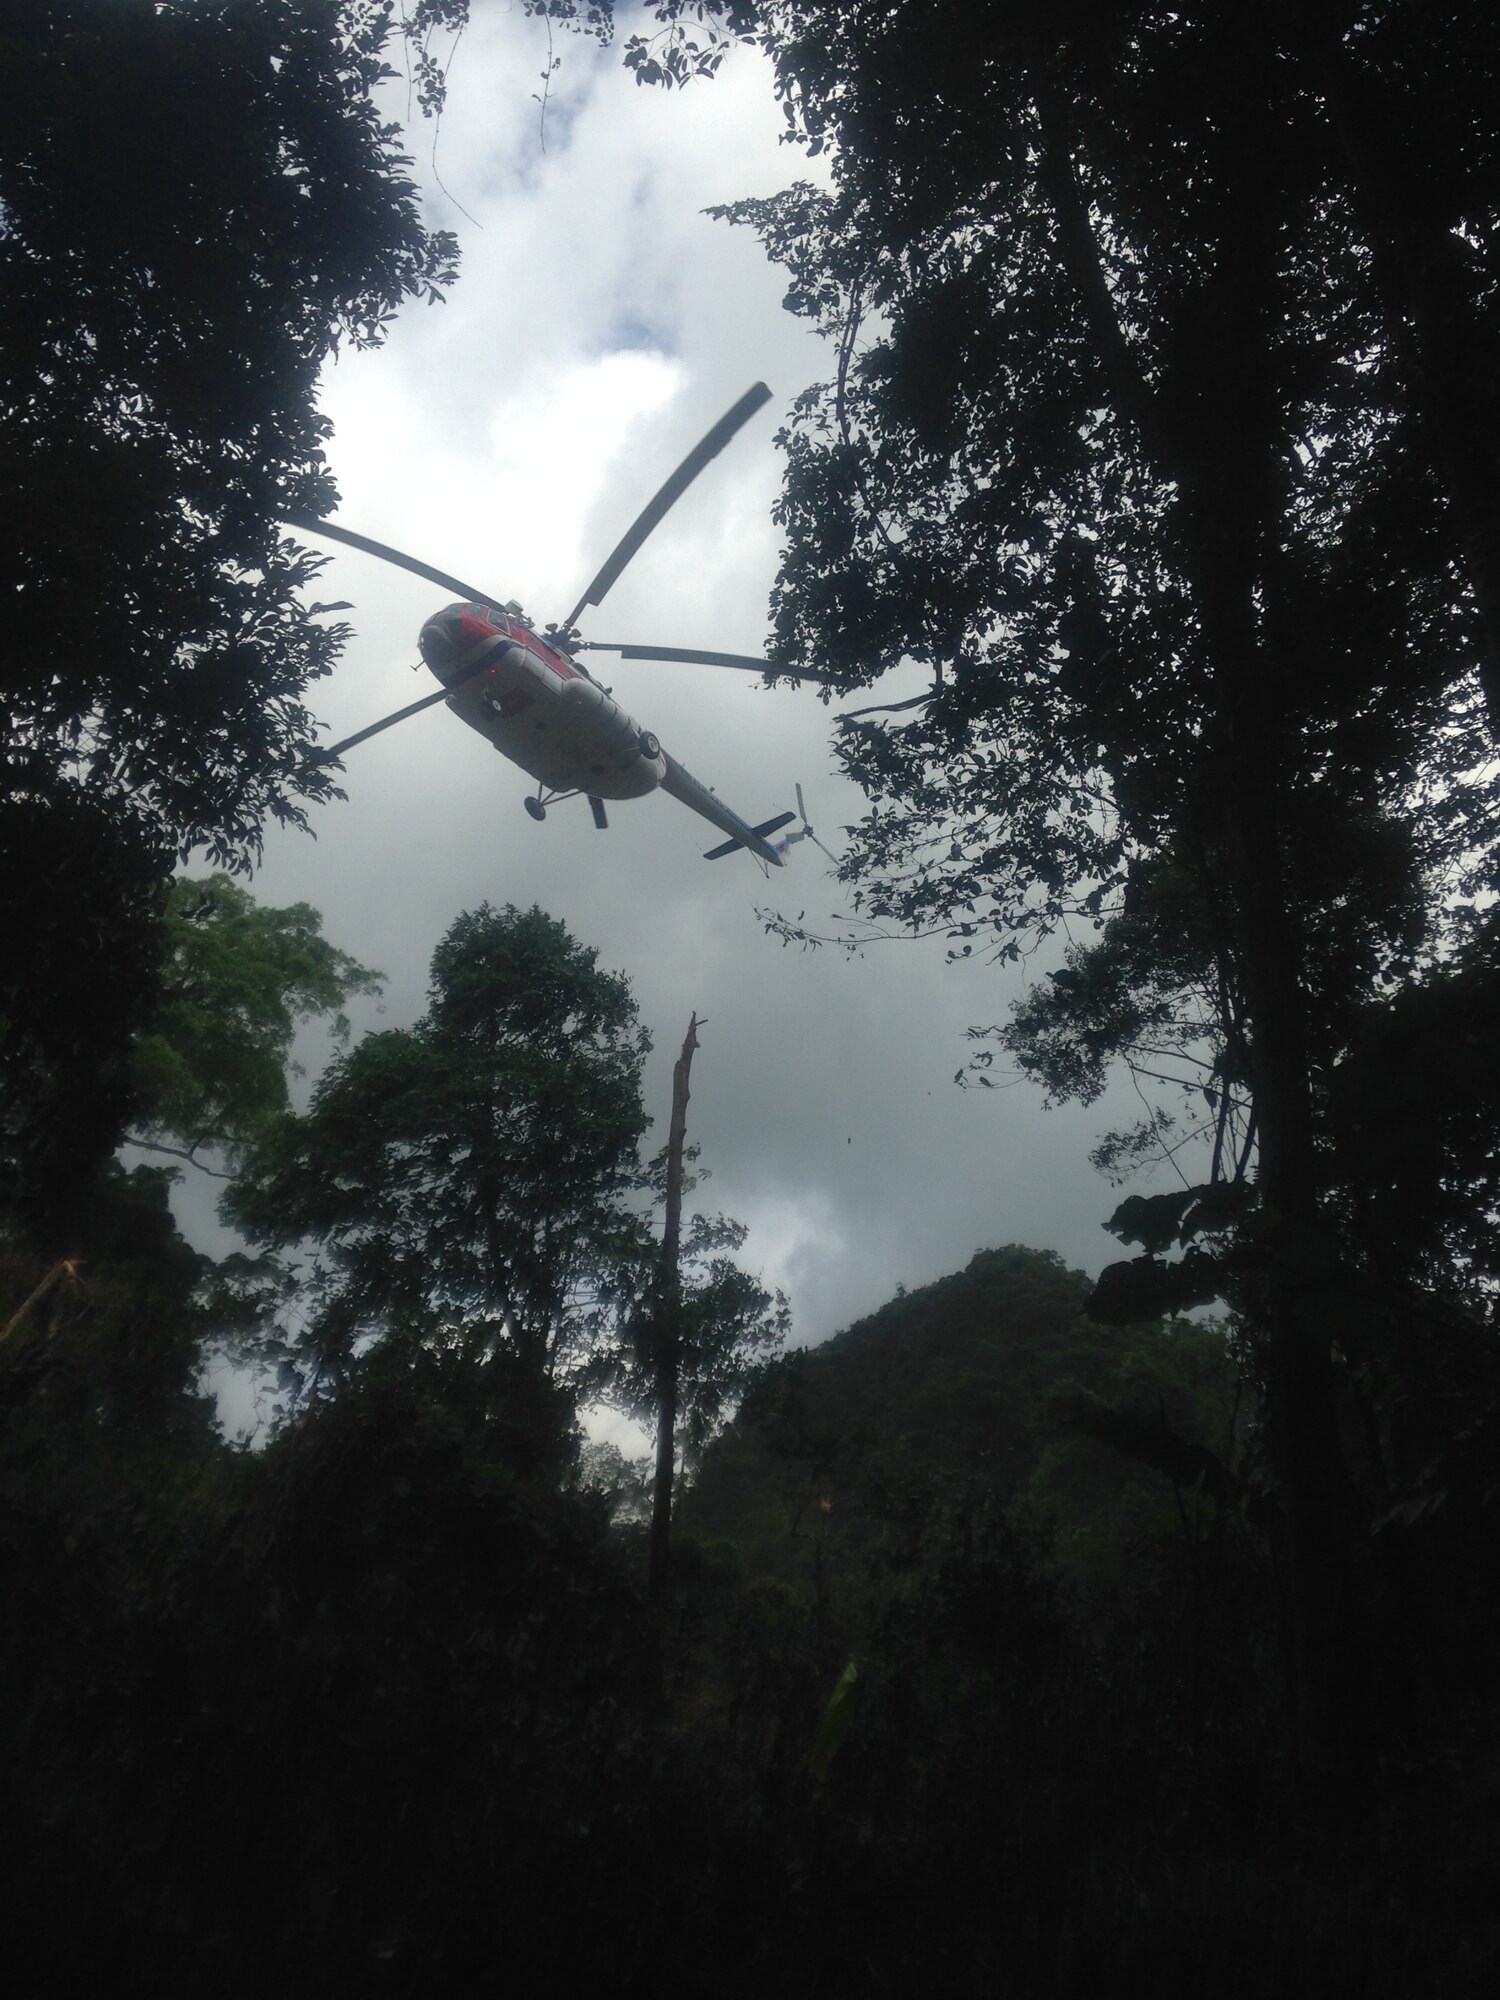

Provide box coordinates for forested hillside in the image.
[684,1244,1246,1594]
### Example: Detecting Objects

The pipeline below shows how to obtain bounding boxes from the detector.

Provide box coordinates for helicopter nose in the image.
[420,603,494,681]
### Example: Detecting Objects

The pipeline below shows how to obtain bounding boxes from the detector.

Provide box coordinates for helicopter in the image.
[284,382,831,871]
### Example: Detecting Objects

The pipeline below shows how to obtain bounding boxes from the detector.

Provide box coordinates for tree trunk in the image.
[648,1013,700,1606]
[1225,771,1363,1784]
[1038,31,1366,1782]
[1189,485,1363,1782]
[1313,43,1500,734]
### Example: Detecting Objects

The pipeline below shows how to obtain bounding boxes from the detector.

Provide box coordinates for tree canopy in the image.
[126,873,382,1176]
[0,1,464,1224]
[1,0,460,866]
[225,903,653,1383]
[704,0,1500,1773]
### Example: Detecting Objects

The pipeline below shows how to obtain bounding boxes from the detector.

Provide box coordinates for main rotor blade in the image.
[282,514,512,619]
[308,650,496,764]
[581,641,841,687]
[560,382,773,629]
[578,642,777,674]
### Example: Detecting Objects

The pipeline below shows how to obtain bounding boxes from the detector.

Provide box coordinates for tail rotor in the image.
[767,785,840,864]
[789,784,840,864]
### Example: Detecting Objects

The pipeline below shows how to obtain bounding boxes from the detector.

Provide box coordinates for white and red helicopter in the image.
[285,383,835,871]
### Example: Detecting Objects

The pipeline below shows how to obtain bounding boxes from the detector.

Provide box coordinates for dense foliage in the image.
[1,0,461,864]
[225,903,654,1384]
[701,0,1500,1775]
[3,2,1499,1987]
[0,0,460,1220]
[128,872,383,1173]
[6,1238,1496,1994]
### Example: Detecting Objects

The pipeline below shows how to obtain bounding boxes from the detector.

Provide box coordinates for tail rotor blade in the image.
[787,782,841,867]
[561,383,773,629]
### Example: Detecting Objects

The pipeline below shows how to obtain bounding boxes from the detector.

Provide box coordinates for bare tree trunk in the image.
[648,1013,700,1606]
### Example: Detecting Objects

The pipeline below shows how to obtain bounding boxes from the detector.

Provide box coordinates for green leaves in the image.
[127,875,382,1170]
[2,2,462,864]
[224,904,651,1384]
[0,0,467,1219]
[737,0,1499,1192]
[807,1659,859,1781]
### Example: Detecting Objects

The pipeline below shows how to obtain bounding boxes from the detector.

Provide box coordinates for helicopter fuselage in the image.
[419,601,666,802]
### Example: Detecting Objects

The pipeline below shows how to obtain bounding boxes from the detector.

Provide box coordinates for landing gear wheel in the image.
[524,797,547,822]
[637,730,661,759]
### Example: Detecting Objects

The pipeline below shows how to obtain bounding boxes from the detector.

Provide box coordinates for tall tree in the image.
[586,1014,789,1600]
[646,1012,700,1603]
[0,0,461,1218]
[3,875,378,1444]
[1,0,459,864]
[709,0,1500,1775]
[224,904,652,1387]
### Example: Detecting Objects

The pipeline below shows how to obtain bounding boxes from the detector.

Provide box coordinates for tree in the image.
[3,874,380,1449]
[709,0,1500,1775]
[601,1204,789,1595]
[126,873,382,1176]
[0,793,175,1234]
[1,0,461,862]
[0,0,461,1217]
[224,904,652,1387]
[399,1,759,105]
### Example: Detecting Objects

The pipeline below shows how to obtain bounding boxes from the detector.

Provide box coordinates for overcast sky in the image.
[166,10,1171,1357]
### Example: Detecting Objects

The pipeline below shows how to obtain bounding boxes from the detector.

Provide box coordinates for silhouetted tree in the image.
[0,0,459,1216]
[225,903,651,1387]
[712,0,1500,1779]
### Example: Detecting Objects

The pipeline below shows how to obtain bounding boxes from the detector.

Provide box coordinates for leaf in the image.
[1104,1189,1201,1255]
[1176,1180,1256,1244]
[807,1659,859,1781]
[1085,1250,1224,1325]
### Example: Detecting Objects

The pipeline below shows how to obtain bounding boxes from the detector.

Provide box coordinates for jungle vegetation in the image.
[2,3,1498,1992]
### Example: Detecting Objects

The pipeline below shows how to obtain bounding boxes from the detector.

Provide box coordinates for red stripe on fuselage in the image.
[508,619,579,680]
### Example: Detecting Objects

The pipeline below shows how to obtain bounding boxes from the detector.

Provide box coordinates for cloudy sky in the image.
[172,9,1169,1353]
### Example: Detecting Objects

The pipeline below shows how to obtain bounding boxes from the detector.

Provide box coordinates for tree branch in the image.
[122,1135,231,1179]
[1031,83,1186,488]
